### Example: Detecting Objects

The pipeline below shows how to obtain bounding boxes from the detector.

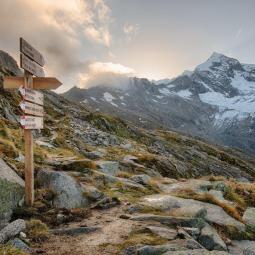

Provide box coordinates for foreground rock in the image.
[0,219,26,244]
[242,208,255,232]
[95,161,120,176]
[136,239,202,254]
[0,159,24,226]
[198,223,227,251]
[139,195,245,232]
[163,250,229,255]
[228,240,255,255]
[37,169,89,209]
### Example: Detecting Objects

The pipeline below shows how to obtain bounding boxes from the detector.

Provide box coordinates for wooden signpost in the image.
[3,38,62,206]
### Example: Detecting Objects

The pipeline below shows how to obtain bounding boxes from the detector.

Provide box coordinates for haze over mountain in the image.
[64,52,255,155]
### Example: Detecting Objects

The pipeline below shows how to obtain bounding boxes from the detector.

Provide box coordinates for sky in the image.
[0,0,255,92]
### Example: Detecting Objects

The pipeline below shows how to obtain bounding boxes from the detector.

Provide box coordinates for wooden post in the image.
[24,70,34,206]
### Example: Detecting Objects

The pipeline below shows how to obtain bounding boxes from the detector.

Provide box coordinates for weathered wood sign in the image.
[19,87,44,105]
[20,116,44,129]
[19,101,44,117]
[20,38,45,67]
[20,53,45,77]
[4,77,62,90]
[3,38,62,207]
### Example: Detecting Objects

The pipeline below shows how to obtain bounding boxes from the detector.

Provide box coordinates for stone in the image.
[8,238,31,253]
[229,240,255,255]
[145,226,177,240]
[37,169,89,209]
[136,239,202,254]
[130,214,206,229]
[122,155,145,168]
[130,174,151,185]
[0,159,24,226]
[95,161,120,176]
[83,151,104,159]
[140,195,245,232]
[0,219,26,244]
[181,227,200,239]
[58,159,94,171]
[51,226,100,236]
[162,250,229,255]
[198,223,227,251]
[82,185,105,202]
[243,208,255,231]
[121,143,133,150]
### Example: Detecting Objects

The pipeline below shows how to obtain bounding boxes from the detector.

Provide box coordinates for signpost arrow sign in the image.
[4,77,62,90]
[20,38,45,67]
[19,87,44,105]
[20,53,45,77]
[20,116,43,129]
[19,101,44,117]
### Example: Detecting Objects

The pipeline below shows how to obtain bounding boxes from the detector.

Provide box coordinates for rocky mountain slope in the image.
[63,53,255,155]
[0,50,255,254]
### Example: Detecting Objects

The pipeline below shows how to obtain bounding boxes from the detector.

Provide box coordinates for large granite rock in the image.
[243,208,255,231]
[95,161,120,176]
[136,239,202,254]
[198,223,227,251]
[0,159,24,227]
[139,195,245,232]
[163,250,229,255]
[228,240,255,255]
[37,169,89,209]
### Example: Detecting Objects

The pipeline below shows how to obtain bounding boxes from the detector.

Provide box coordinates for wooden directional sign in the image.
[3,77,62,90]
[20,53,45,77]
[19,87,44,105]
[20,38,45,66]
[19,101,44,117]
[20,116,43,129]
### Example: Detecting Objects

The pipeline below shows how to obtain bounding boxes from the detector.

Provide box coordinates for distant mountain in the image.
[63,52,255,155]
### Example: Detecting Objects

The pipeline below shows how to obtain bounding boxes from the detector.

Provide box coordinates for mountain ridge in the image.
[63,52,255,155]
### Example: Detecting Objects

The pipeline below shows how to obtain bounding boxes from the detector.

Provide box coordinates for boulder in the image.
[136,239,202,254]
[130,214,206,229]
[58,159,94,171]
[162,250,229,255]
[145,226,177,240]
[243,208,255,231]
[140,195,245,232]
[198,223,227,251]
[130,174,151,185]
[0,159,24,226]
[0,219,26,244]
[8,238,31,253]
[95,161,119,176]
[83,151,104,159]
[51,226,100,236]
[229,240,255,255]
[37,169,89,209]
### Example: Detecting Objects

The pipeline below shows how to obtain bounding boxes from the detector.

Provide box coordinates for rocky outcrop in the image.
[0,219,26,244]
[37,169,89,209]
[95,161,120,176]
[198,223,227,251]
[139,195,245,232]
[243,208,255,231]
[0,159,24,227]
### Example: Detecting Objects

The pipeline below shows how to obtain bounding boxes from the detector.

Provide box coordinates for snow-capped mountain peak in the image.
[63,53,255,155]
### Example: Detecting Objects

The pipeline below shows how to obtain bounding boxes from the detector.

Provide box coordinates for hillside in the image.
[0,51,255,254]
[63,53,255,156]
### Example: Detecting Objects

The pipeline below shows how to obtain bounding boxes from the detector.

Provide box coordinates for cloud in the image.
[78,61,135,88]
[0,0,113,84]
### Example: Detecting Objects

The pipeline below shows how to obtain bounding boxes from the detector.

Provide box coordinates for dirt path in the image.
[33,206,142,255]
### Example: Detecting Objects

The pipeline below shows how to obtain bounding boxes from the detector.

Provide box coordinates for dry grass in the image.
[26,219,49,242]
[0,245,28,255]
[116,171,133,179]
[175,189,243,222]
[207,175,226,182]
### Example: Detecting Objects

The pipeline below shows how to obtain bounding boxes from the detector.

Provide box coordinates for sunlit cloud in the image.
[123,23,139,41]
[78,61,135,88]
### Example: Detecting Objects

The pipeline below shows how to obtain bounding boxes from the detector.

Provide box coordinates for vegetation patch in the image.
[0,244,28,255]
[174,189,243,222]
[26,219,49,242]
